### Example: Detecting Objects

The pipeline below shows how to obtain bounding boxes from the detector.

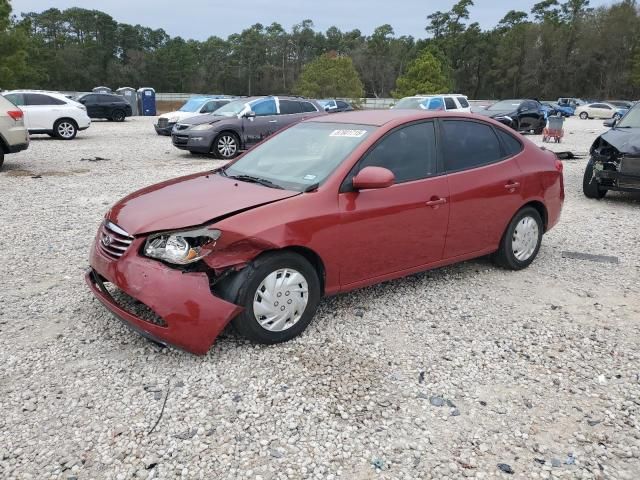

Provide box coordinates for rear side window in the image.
[457,97,469,108]
[200,101,219,113]
[279,100,303,114]
[441,120,503,171]
[444,97,456,110]
[336,101,349,109]
[495,128,523,157]
[357,121,438,183]
[4,93,25,106]
[98,95,117,104]
[300,101,318,113]
[25,94,66,106]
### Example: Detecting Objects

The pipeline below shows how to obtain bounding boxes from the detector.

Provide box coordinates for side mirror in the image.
[603,118,617,127]
[352,166,395,190]
[242,110,256,119]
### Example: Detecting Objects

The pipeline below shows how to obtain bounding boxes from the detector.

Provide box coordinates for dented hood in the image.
[108,171,300,235]
[598,128,640,156]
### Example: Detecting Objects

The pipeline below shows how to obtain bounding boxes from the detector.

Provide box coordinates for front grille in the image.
[96,274,168,327]
[157,118,168,128]
[620,158,640,176]
[98,221,134,260]
[173,135,189,145]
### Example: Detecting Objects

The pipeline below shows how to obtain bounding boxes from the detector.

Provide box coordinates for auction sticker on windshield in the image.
[329,129,368,138]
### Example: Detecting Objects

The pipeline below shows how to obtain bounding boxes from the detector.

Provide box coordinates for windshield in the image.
[488,100,522,111]
[223,122,375,191]
[212,99,249,117]
[616,103,640,128]
[179,98,210,112]
[394,98,426,109]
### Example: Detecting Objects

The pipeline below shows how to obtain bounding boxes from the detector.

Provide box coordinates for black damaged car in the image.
[583,103,640,198]
[475,99,546,134]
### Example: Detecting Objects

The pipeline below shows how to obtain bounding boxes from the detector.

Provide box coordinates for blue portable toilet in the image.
[137,87,156,116]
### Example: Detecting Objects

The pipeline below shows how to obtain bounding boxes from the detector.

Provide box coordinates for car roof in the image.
[307,109,475,127]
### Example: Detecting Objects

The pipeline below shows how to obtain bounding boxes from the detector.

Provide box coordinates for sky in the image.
[10,0,616,40]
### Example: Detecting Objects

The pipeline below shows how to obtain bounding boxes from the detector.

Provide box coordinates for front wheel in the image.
[228,252,321,344]
[212,132,240,159]
[54,119,77,140]
[583,158,607,199]
[579,112,589,120]
[493,207,543,270]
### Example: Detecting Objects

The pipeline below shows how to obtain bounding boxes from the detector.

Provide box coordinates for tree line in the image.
[1,0,639,99]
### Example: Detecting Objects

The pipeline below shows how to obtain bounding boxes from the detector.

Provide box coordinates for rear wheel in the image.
[211,132,239,159]
[227,252,321,344]
[111,109,126,122]
[579,112,589,120]
[54,119,77,140]
[583,158,607,199]
[493,207,543,270]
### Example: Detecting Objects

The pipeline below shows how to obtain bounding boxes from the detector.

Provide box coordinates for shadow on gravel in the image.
[2,167,90,177]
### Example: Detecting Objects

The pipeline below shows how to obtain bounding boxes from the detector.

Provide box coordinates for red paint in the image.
[87,110,563,354]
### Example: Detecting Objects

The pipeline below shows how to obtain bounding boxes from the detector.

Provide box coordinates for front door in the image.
[438,119,526,258]
[337,121,450,286]
[242,98,280,147]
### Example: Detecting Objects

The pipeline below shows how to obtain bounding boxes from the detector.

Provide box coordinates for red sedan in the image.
[86,110,564,354]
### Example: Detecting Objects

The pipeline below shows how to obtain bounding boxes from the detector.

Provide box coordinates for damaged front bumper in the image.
[592,155,640,192]
[86,238,243,355]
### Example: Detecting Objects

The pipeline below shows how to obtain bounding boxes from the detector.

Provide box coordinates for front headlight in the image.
[191,123,215,131]
[144,228,221,265]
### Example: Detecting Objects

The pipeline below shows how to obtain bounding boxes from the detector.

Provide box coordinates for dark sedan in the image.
[171,96,325,159]
[475,99,546,134]
[75,93,132,122]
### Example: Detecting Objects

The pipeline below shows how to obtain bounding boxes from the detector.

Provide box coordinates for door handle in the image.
[504,181,520,191]
[425,197,447,207]
[268,120,278,123]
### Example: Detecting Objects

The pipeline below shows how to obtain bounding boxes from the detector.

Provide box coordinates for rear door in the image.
[24,93,67,130]
[439,119,525,258]
[82,94,101,118]
[338,121,450,286]
[517,101,542,130]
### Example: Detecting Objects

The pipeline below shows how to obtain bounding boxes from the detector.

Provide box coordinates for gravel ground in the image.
[1,116,639,480]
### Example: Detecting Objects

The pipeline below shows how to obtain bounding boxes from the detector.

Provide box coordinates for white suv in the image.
[1,90,91,140]
[393,94,471,113]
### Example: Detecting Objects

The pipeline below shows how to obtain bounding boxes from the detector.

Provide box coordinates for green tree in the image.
[0,0,41,89]
[294,53,364,98]
[392,49,451,98]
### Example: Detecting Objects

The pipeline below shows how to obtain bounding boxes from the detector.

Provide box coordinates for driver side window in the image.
[252,99,277,116]
[354,122,438,184]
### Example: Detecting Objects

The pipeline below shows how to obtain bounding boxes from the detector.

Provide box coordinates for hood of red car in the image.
[107,171,300,235]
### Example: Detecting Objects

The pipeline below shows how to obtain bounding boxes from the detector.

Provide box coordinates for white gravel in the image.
[1,116,639,479]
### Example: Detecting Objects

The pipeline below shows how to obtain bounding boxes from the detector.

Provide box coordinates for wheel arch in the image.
[55,117,79,128]
[520,200,548,231]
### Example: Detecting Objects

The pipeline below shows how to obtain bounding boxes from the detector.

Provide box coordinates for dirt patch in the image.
[4,168,90,177]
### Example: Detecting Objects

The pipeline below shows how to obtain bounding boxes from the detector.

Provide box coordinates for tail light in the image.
[8,110,23,121]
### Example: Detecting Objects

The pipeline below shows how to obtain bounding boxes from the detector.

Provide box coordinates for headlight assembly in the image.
[144,228,221,265]
[191,123,215,131]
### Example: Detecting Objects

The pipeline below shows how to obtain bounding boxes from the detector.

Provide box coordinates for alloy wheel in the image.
[511,216,539,262]
[217,135,237,158]
[253,268,309,332]
[57,122,76,139]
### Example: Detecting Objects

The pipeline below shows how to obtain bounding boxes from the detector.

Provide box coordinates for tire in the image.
[579,112,589,120]
[53,119,77,140]
[493,207,544,270]
[533,125,544,135]
[211,132,240,159]
[613,113,622,120]
[227,251,321,344]
[583,158,607,199]
[111,109,126,122]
